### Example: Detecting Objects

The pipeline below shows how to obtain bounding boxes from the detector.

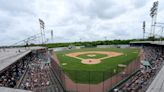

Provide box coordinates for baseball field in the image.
[54,48,139,84]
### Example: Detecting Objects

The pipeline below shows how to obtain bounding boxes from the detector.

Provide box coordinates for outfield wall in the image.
[50,51,141,92]
[97,45,130,48]
[53,45,130,52]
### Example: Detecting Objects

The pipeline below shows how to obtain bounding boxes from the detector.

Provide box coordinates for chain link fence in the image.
[50,56,141,92]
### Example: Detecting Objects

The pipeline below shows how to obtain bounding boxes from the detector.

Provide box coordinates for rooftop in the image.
[0,87,32,92]
[0,46,46,72]
[130,41,164,45]
[146,65,164,92]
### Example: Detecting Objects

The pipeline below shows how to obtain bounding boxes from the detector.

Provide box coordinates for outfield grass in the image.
[55,48,139,84]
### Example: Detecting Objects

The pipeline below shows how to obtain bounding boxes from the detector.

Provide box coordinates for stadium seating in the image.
[114,46,164,92]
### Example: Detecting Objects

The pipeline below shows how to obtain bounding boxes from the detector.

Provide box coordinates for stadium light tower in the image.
[39,18,45,44]
[51,30,53,41]
[150,1,159,37]
[79,38,82,42]
[143,21,146,40]
[104,36,107,41]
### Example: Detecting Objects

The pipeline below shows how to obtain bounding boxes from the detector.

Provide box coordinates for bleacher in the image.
[114,42,164,92]
[0,47,64,92]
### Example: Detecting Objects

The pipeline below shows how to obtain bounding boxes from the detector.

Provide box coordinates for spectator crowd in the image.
[114,46,164,92]
[0,50,51,91]
[0,55,30,88]
[20,52,51,90]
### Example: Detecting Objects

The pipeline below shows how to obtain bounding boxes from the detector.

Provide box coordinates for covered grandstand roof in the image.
[130,41,164,45]
[0,87,32,92]
[0,46,46,72]
[0,49,31,72]
[146,65,164,92]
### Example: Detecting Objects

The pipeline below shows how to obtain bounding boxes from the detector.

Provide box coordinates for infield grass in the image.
[77,53,108,59]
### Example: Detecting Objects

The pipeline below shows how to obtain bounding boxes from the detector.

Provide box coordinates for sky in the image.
[0,0,164,45]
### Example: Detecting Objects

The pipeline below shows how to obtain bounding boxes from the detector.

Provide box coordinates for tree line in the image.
[9,36,162,48]
[31,39,143,48]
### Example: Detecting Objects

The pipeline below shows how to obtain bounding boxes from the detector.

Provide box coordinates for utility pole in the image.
[104,36,107,41]
[143,21,146,40]
[161,27,163,42]
[51,30,53,41]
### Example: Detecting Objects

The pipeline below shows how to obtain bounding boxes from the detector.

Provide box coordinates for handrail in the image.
[108,69,140,92]
[16,63,29,88]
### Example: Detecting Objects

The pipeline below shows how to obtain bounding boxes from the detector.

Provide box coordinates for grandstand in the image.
[111,41,164,92]
[0,0,164,91]
[0,47,64,92]
[1,42,164,92]
[48,42,164,92]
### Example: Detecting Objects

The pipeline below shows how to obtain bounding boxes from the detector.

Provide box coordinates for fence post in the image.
[103,71,104,92]
[63,69,66,91]
[75,70,78,92]
[111,71,113,88]
[89,71,90,92]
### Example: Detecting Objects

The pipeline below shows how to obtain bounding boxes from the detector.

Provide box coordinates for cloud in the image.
[0,0,35,16]
[132,0,149,8]
[0,0,163,45]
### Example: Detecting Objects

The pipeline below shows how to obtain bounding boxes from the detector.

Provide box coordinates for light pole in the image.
[150,1,159,37]
[143,21,146,40]
[104,36,107,41]
[39,18,45,44]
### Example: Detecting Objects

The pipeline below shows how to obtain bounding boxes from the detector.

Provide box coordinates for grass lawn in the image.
[55,48,139,84]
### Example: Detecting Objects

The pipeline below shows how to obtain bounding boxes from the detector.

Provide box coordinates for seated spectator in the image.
[117,46,164,92]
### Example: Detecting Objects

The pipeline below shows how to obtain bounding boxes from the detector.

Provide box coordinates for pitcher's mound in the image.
[81,59,101,64]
